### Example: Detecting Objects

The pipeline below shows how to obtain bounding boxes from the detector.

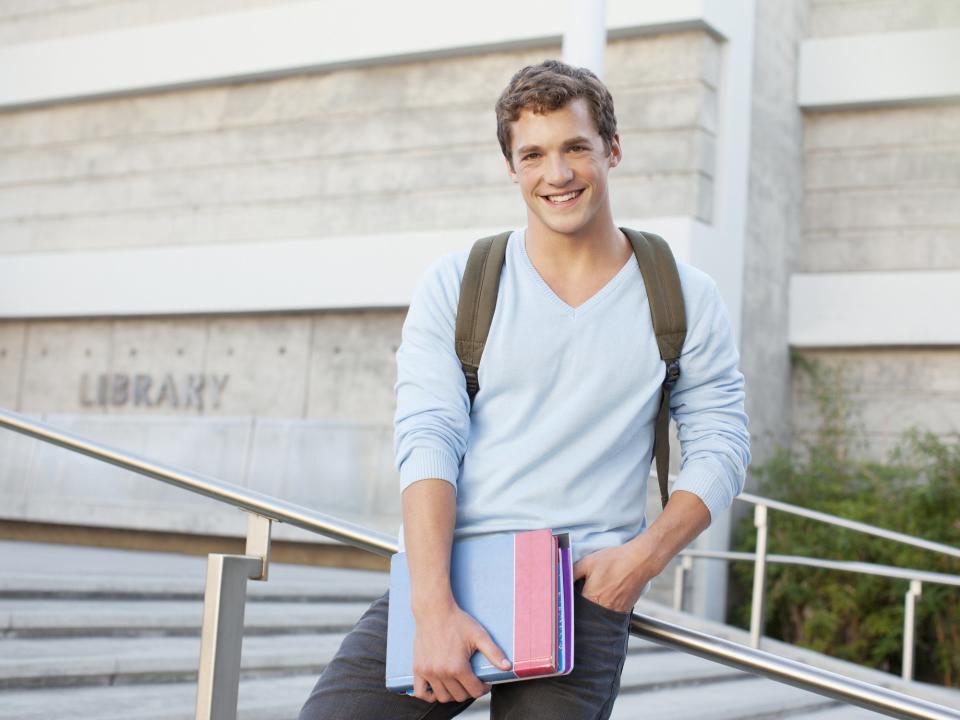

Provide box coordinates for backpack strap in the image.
[455,231,511,405]
[455,228,686,511]
[621,227,687,509]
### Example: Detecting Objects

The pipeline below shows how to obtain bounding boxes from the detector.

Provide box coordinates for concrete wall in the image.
[806,0,960,37]
[0,17,721,551]
[0,0,281,45]
[1,312,403,423]
[792,348,960,458]
[0,311,404,541]
[0,32,717,254]
[792,0,960,457]
[739,0,808,464]
[802,104,960,273]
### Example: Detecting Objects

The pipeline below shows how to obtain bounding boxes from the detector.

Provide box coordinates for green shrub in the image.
[731,360,960,686]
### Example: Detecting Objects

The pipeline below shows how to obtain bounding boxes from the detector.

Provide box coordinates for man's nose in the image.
[544,153,574,186]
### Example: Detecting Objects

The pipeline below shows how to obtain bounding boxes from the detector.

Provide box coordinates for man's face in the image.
[506,97,621,238]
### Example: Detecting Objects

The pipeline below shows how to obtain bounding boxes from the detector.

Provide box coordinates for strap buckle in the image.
[463,367,480,403]
[663,359,681,391]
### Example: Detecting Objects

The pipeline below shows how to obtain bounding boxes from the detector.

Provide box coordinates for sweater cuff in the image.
[671,460,734,524]
[399,447,460,494]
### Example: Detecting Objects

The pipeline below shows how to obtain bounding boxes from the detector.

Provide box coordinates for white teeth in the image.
[547,190,581,203]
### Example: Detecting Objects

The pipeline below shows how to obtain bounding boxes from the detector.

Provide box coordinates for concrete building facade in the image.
[0,0,957,616]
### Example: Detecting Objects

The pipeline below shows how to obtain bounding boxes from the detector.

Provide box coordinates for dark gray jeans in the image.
[298,579,632,720]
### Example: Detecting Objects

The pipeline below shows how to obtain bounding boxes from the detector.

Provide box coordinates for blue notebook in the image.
[385,529,574,692]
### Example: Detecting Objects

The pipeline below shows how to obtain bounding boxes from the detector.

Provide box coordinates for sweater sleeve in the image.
[668,269,751,522]
[393,254,471,494]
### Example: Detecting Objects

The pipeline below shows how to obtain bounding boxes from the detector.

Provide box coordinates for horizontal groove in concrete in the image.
[0,599,373,638]
[0,673,846,720]
[0,572,388,602]
[0,631,702,691]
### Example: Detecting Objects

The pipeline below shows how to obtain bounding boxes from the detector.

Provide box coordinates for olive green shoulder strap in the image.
[455,231,511,404]
[622,227,687,509]
[455,228,686,510]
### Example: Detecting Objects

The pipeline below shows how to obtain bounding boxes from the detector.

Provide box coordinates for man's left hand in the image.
[572,541,657,613]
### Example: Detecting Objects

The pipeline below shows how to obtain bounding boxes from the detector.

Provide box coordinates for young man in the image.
[300,60,750,720]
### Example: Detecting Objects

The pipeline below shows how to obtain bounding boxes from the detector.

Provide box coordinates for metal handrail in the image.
[667,489,960,682]
[0,408,396,556]
[681,549,960,587]
[2,407,959,720]
[736,491,960,560]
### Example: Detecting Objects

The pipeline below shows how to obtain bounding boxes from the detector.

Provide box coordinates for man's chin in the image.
[533,215,590,237]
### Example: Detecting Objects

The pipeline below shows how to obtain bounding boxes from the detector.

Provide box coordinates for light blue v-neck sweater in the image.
[394,229,750,563]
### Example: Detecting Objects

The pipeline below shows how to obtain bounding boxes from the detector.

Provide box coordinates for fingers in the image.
[415,658,494,703]
[456,665,491,699]
[572,558,587,581]
[412,676,434,703]
[474,631,512,673]
[414,673,471,704]
[443,676,472,703]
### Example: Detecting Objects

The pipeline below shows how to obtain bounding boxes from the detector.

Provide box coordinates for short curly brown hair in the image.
[495,59,618,168]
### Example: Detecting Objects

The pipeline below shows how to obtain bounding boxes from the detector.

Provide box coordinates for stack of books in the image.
[386,528,574,692]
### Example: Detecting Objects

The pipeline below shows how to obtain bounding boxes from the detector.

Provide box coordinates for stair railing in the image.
[671,493,960,681]
[1,408,958,720]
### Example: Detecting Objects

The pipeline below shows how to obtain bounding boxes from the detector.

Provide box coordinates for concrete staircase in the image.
[1,541,956,720]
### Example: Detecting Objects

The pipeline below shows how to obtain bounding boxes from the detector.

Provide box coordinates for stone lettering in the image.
[97,374,108,407]
[133,374,153,407]
[183,374,205,411]
[77,373,230,411]
[79,373,96,407]
[154,374,180,408]
[111,374,129,406]
[209,374,229,410]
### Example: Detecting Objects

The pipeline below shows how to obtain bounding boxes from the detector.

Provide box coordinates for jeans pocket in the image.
[580,593,631,619]
[575,582,632,622]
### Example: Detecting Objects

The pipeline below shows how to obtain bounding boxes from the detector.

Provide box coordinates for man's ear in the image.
[504,156,519,183]
[608,133,622,169]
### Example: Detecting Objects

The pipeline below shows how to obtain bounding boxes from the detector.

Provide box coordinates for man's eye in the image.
[568,145,586,152]
[522,153,540,161]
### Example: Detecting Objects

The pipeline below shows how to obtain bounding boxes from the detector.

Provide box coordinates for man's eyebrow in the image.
[515,143,542,155]
[516,137,594,155]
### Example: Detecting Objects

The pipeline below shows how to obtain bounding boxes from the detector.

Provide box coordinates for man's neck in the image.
[525,211,630,278]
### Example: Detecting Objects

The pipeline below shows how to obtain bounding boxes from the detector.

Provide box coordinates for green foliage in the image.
[731,359,960,686]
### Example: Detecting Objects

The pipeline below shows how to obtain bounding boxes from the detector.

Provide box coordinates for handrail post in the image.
[750,504,769,649]
[902,579,922,681]
[195,513,273,720]
[245,512,272,581]
[673,554,693,611]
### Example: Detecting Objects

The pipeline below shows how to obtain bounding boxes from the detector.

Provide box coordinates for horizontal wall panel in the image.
[0,217,732,319]
[789,271,960,347]
[800,228,960,273]
[0,230,483,317]
[799,29,960,109]
[0,0,730,109]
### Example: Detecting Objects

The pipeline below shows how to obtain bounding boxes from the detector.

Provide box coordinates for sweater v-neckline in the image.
[516,229,635,318]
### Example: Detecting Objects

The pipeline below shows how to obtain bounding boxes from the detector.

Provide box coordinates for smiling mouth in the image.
[542,189,584,206]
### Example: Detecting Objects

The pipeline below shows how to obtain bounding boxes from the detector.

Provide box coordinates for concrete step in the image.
[2,541,955,720]
[0,570,389,602]
[0,649,797,720]
[0,599,373,637]
[0,632,344,688]
[0,541,389,601]
[0,624,672,690]
[609,676,840,719]
[0,676,315,720]
[0,672,844,720]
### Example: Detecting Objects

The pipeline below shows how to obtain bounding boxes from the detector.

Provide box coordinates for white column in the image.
[562,0,607,77]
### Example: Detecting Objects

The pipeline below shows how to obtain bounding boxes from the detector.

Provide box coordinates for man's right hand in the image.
[411,602,511,703]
